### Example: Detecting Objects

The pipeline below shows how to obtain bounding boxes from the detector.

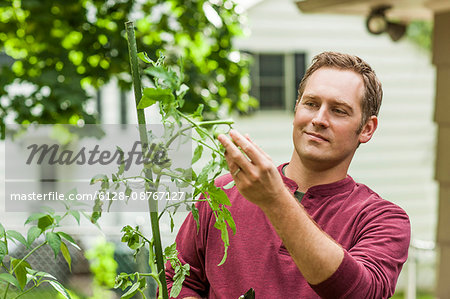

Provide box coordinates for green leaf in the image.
[214,219,230,266]
[60,242,72,272]
[137,88,175,109]
[208,186,231,206]
[221,207,236,234]
[218,246,228,266]
[37,215,54,230]
[125,186,132,197]
[170,213,175,233]
[41,206,55,215]
[7,230,29,249]
[192,145,203,164]
[25,212,47,225]
[0,273,20,289]
[176,83,189,97]
[48,280,71,299]
[26,268,57,280]
[27,227,42,245]
[137,52,153,64]
[0,241,8,263]
[81,211,101,230]
[171,263,190,298]
[193,103,204,118]
[57,232,80,250]
[46,232,62,258]
[121,281,140,299]
[69,210,80,225]
[11,259,31,290]
[0,223,5,237]
[191,204,200,233]
[195,127,207,139]
[223,180,235,190]
[144,66,178,89]
[90,174,109,189]
[164,242,178,260]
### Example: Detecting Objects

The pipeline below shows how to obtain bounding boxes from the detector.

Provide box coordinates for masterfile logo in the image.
[5,124,192,212]
[25,141,170,171]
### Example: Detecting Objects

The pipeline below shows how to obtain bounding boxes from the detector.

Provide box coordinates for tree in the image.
[0,0,256,137]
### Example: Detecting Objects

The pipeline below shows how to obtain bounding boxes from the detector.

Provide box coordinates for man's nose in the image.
[311,107,329,128]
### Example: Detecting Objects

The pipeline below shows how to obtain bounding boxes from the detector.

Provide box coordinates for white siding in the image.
[233,0,437,290]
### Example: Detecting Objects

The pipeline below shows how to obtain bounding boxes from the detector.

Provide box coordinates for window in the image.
[249,53,306,111]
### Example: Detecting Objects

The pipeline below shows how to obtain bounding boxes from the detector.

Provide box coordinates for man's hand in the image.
[217,130,289,209]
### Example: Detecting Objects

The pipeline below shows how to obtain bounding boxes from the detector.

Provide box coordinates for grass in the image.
[391,290,435,299]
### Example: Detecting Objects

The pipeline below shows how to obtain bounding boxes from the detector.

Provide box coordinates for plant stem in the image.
[11,283,38,299]
[177,110,223,152]
[125,21,169,299]
[3,239,45,299]
[165,117,233,150]
[3,284,10,299]
[12,241,47,273]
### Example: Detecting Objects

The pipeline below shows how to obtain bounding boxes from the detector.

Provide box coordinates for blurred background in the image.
[0,0,447,298]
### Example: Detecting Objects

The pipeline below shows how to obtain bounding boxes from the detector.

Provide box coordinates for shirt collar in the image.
[278,163,356,197]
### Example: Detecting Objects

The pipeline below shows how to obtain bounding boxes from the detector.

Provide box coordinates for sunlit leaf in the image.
[60,242,72,271]
[208,186,231,206]
[48,280,71,299]
[137,52,153,64]
[11,258,31,290]
[137,88,175,109]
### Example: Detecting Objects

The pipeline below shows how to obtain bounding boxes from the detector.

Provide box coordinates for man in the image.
[166,52,411,298]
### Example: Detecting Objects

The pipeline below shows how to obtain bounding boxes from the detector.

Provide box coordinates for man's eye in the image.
[304,102,316,107]
[333,108,347,115]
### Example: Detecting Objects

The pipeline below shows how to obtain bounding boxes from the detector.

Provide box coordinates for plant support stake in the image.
[125,21,169,299]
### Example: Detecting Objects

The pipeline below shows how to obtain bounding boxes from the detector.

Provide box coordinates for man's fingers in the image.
[228,130,264,165]
[217,133,252,172]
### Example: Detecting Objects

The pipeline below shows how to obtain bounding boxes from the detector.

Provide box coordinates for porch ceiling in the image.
[295,0,450,21]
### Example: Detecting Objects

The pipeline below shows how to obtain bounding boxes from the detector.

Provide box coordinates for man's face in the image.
[292,67,376,170]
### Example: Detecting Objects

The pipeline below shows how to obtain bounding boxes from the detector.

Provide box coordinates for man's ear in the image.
[359,116,378,144]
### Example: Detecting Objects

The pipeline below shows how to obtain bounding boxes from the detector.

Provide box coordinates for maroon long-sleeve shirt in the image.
[166,163,411,298]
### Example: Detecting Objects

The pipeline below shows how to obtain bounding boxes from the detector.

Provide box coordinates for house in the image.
[0,0,438,294]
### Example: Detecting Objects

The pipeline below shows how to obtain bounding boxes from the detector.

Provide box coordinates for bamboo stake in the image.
[125,21,169,299]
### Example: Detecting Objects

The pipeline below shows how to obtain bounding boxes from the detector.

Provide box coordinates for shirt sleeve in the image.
[309,204,411,299]
[165,201,211,299]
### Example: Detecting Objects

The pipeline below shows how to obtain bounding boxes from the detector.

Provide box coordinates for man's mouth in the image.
[305,132,329,142]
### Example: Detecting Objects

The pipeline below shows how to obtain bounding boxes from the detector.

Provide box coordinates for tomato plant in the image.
[88,22,237,299]
[0,203,83,298]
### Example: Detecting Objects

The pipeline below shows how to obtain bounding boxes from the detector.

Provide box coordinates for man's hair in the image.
[296,51,383,132]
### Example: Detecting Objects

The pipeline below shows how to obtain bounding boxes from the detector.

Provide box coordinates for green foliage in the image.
[0,204,83,298]
[0,0,255,137]
[164,243,189,298]
[406,20,433,52]
[90,51,237,299]
[85,238,118,299]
